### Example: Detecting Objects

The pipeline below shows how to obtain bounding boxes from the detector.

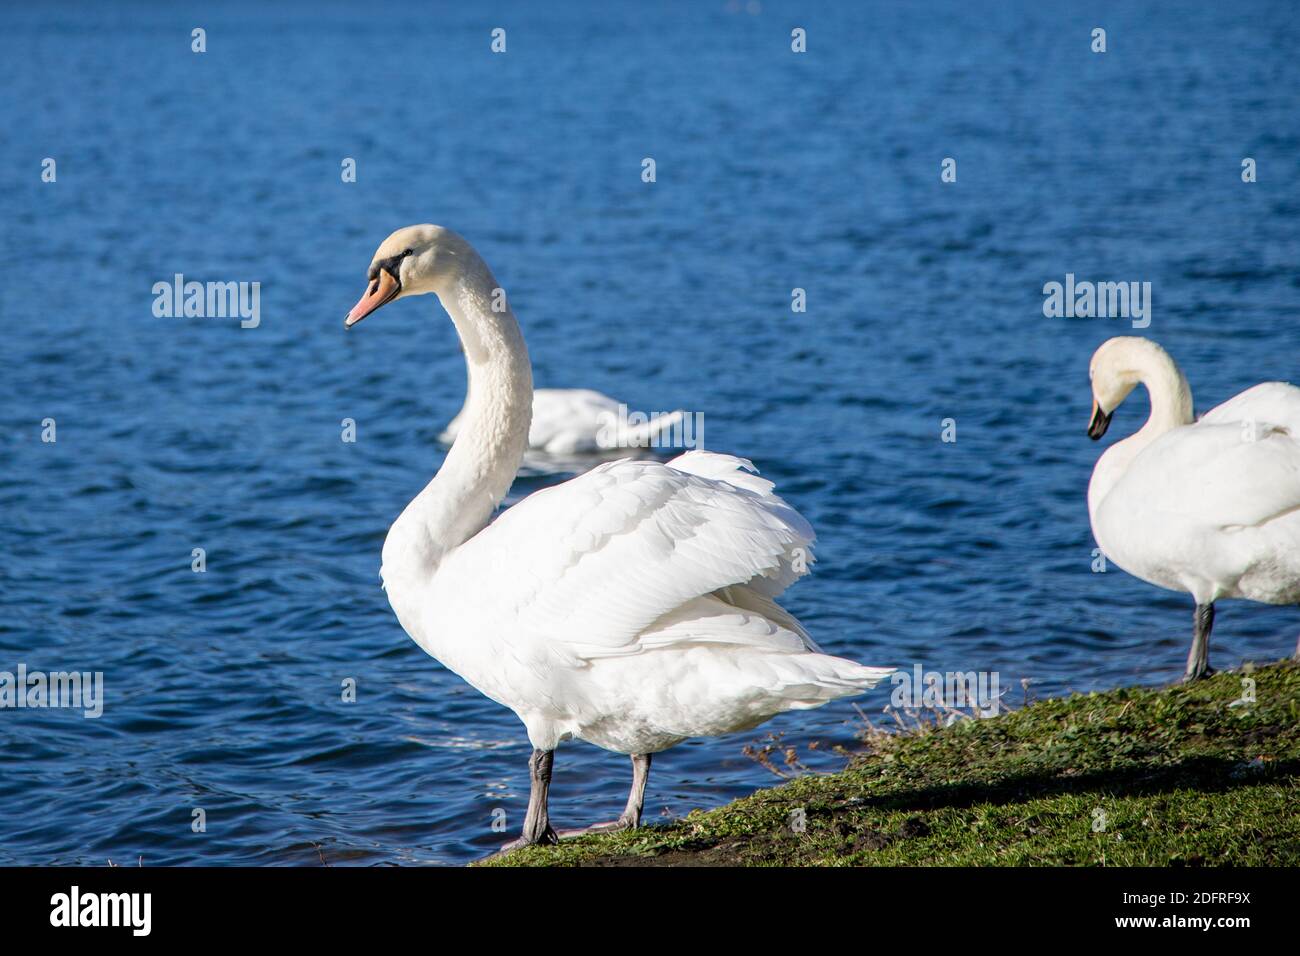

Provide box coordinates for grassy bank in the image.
[483,661,1300,866]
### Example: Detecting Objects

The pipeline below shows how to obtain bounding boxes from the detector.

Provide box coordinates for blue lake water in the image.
[1,0,1298,865]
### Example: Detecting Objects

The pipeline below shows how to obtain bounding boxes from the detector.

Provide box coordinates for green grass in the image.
[481,661,1300,866]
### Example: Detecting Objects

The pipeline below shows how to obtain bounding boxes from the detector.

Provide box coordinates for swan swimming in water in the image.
[344,225,894,849]
[440,387,686,457]
[1086,336,1300,681]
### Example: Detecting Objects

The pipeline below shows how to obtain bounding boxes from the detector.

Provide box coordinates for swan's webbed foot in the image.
[1181,663,1215,683]
[497,825,559,854]
[557,815,638,840]
[558,752,652,840]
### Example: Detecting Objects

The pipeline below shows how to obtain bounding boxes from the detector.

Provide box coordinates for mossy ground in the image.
[481,661,1300,866]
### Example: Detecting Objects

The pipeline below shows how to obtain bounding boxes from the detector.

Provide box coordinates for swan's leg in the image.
[558,753,652,838]
[614,752,652,828]
[499,748,558,852]
[1184,603,1215,682]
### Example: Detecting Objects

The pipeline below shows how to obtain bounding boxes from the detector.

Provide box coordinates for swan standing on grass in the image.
[344,225,894,850]
[1086,336,1300,681]
[441,387,685,456]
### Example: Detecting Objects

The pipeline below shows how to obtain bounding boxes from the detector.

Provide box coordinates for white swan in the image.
[1087,336,1300,681]
[440,387,685,456]
[345,225,894,849]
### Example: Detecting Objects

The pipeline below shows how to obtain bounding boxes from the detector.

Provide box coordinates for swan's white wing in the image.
[1199,382,1300,434]
[1114,421,1300,531]
[433,450,815,661]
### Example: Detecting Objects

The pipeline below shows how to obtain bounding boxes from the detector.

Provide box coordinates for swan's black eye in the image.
[372,249,415,282]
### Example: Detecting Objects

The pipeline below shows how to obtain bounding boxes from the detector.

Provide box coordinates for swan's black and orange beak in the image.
[345,269,400,328]
[1088,399,1112,440]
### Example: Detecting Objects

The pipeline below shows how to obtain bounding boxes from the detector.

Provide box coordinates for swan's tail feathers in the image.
[818,659,896,693]
[608,409,686,449]
[849,664,897,688]
[774,656,896,709]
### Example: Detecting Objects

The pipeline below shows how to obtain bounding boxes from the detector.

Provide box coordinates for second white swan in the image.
[1087,336,1300,681]
[344,225,894,849]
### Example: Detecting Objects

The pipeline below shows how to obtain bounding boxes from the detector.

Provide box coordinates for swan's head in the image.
[1087,336,1172,440]
[345,224,472,328]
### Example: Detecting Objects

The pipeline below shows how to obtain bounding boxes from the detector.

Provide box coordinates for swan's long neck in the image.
[381,258,532,634]
[1088,344,1193,516]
